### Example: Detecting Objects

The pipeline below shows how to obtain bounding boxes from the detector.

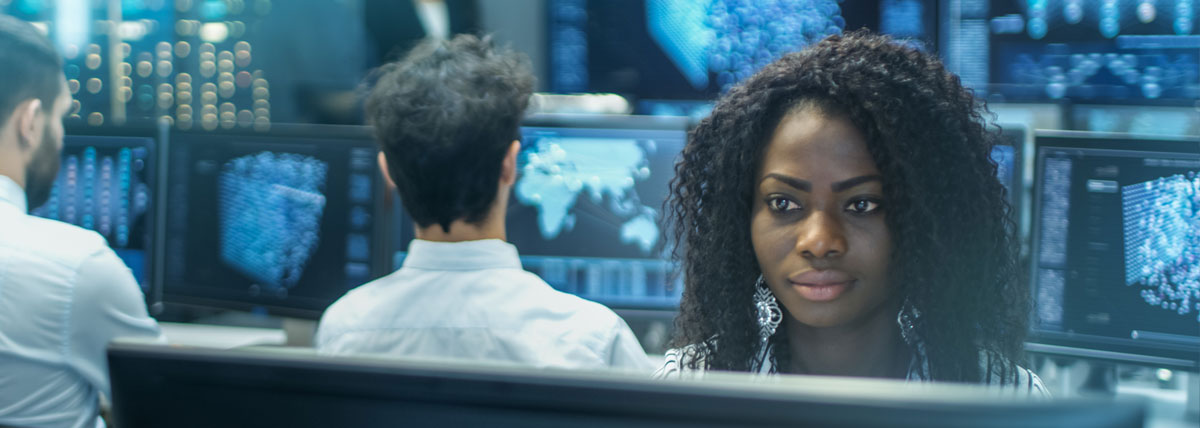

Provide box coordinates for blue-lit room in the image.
[0,0,1196,427]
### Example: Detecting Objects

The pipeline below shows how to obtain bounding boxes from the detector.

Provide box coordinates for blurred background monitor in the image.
[1069,104,1200,137]
[943,0,1200,104]
[1028,131,1200,369]
[547,0,937,100]
[108,341,1146,428]
[391,114,689,310]
[30,125,160,298]
[994,124,1026,212]
[162,125,388,319]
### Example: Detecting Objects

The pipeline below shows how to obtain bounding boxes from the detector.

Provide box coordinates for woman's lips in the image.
[788,270,855,302]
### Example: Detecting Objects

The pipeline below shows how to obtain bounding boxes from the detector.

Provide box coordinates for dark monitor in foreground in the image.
[30,128,158,295]
[108,342,1145,428]
[512,115,687,309]
[163,126,387,319]
[1029,131,1200,369]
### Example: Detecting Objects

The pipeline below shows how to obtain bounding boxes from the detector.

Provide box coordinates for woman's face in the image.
[750,109,893,328]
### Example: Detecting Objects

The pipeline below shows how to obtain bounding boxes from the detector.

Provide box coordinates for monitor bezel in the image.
[1027,130,1200,370]
[161,124,389,320]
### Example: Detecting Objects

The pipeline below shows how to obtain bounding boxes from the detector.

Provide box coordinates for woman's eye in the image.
[846,199,880,214]
[768,197,799,212]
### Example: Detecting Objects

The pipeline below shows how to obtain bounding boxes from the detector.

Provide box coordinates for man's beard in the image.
[24,125,61,211]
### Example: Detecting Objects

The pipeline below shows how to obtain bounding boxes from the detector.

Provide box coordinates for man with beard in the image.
[0,15,161,428]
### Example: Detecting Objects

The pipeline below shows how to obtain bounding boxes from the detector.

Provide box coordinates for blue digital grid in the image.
[646,0,845,92]
[1122,171,1200,321]
[34,145,148,248]
[218,152,328,290]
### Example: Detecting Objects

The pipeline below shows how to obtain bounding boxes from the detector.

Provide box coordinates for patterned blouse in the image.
[654,305,1050,398]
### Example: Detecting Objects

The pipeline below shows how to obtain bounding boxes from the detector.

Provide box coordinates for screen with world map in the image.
[507,120,687,309]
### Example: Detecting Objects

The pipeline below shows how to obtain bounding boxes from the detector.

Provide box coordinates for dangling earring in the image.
[896,298,921,347]
[754,275,783,346]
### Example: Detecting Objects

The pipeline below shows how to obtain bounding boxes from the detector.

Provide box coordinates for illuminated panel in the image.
[1122,172,1200,320]
[218,152,328,293]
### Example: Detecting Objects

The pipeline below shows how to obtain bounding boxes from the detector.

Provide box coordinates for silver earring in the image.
[754,275,782,346]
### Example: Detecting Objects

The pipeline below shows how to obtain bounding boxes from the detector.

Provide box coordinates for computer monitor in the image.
[108,341,1146,428]
[547,0,936,99]
[943,0,1200,104]
[1028,131,1200,369]
[162,125,388,319]
[391,115,688,310]
[29,126,159,296]
[518,114,689,309]
[993,124,1025,211]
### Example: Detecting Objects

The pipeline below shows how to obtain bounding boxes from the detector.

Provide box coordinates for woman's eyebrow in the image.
[831,175,883,192]
[761,173,882,193]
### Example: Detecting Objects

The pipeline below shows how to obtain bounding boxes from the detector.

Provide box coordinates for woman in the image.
[657,31,1046,395]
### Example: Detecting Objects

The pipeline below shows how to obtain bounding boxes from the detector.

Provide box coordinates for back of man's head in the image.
[366,34,534,233]
[0,15,64,129]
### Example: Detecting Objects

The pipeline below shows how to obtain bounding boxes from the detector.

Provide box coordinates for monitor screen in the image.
[1070,104,1200,138]
[390,116,689,310]
[547,0,935,99]
[944,0,1200,104]
[511,116,687,309]
[30,132,157,294]
[993,126,1025,208]
[163,127,386,318]
[1029,131,1200,368]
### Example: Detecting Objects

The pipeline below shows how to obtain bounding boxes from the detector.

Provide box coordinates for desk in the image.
[159,322,286,349]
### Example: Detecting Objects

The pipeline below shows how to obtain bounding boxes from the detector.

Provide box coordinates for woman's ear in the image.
[500,140,520,186]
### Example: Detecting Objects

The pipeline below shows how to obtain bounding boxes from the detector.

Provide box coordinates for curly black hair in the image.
[668,31,1028,382]
[365,34,534,233]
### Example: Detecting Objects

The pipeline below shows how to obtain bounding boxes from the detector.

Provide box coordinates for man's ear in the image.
[377,150,396,190]
[13,98,43,150]
[500,140,520,186]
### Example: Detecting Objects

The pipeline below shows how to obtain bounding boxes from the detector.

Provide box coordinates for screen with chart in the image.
[30,133,156,292]
[1029,132,1199,367]
[163,128,384,318]
[548,0,935,99]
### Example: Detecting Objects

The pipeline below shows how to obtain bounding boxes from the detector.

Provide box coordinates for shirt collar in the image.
[0,174,27,214]
[401,239,523,271]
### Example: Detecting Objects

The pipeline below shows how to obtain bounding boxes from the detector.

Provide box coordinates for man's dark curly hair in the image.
[668,31,1029,382]
[366,34,534,232]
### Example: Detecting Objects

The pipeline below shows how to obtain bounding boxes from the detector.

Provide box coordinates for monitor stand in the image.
[1077,362,1117,396]
[283,318,318,347]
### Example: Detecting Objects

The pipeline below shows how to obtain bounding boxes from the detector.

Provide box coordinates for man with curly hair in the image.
[656,31,1047,395]
[316,35,652,372]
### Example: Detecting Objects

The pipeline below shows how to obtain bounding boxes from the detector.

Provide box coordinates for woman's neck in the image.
[784,301,910,378]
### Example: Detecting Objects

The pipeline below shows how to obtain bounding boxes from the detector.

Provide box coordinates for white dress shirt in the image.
[317,239,655,373]
[0,175,162,428]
